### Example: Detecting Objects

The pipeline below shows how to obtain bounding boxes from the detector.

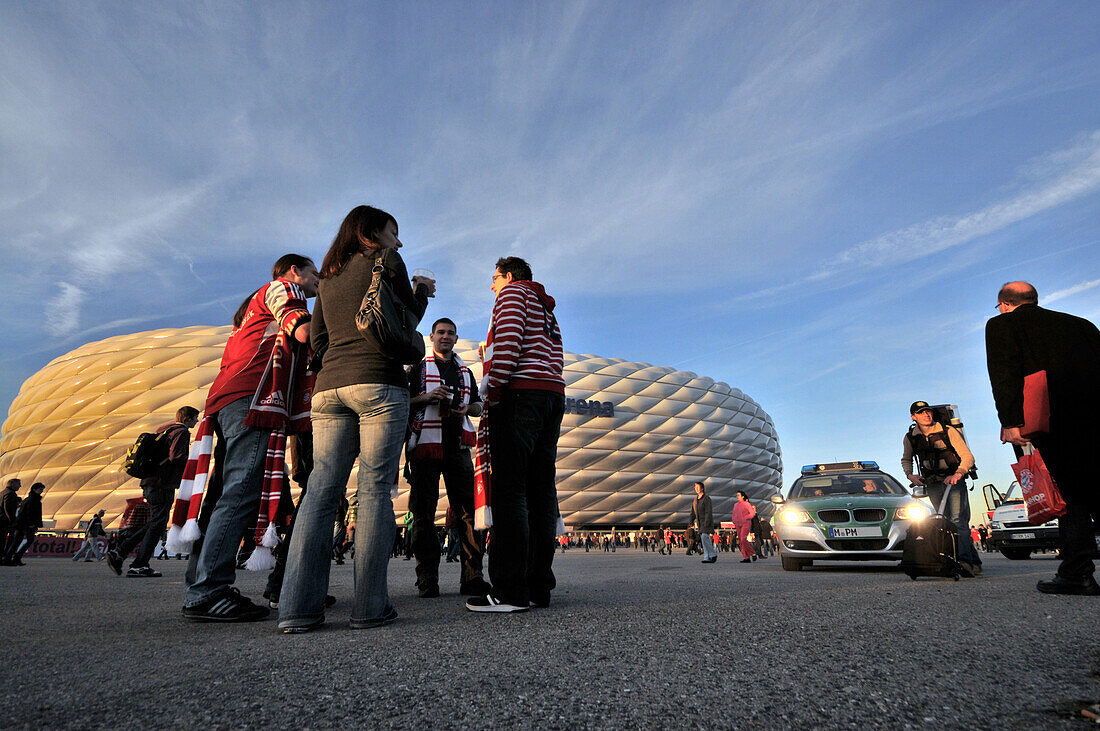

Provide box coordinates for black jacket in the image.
[14,492,42,529]
[985,303,1100,436]
[1,489,19,524]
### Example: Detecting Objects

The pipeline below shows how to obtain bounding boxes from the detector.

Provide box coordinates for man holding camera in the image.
[406,317,489,599]
[901,400,982,577]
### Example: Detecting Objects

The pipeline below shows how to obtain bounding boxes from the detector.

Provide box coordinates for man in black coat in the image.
[985,281,1100,596]
[0,478,21,560]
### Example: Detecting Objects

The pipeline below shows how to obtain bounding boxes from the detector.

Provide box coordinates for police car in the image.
[771,461,930,571]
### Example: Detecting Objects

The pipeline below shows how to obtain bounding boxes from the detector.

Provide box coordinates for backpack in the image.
[123,431,171,479]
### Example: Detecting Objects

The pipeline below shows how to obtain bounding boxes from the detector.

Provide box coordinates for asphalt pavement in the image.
[0,548,1097,729]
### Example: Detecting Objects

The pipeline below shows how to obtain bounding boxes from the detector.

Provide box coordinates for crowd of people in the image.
[3,249,1098,611]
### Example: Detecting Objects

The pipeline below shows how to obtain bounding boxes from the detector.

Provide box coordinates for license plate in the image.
[1011,532,1036,540]
[827,526,881,538]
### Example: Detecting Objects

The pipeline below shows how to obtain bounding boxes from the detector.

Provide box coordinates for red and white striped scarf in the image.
[473,333,497,530]
[408,354,476,460]
[164,329,314,567]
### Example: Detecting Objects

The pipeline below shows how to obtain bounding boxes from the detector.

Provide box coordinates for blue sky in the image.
[3,1,1100,512]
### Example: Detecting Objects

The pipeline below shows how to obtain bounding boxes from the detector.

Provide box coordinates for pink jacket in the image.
[731,500,756,526]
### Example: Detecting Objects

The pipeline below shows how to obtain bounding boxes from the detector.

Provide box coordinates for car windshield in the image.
[789,472,907,498]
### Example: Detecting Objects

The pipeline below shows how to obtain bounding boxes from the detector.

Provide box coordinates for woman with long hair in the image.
[278,205,434,632]
[731,490,757,563]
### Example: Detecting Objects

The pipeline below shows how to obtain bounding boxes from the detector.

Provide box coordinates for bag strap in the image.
[936,489,950,517]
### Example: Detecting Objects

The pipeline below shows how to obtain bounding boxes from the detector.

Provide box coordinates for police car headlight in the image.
[895,504,930,520]
[780,509,812,524]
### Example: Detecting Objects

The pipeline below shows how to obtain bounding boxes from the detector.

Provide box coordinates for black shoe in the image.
[459,578,492,597]
[127,566,162,578]
[701,558,717,564]
[325,594,337,607]
[106,550,123,576]
[529,593,551,609]
[465,594,528,613]
[958,562,975,578]
[740,559,751,563]
[751,555,757,562]
[349,606,398,629]
[182,588,271,622]
[418,582,440,598]
[1036,575,1100,596]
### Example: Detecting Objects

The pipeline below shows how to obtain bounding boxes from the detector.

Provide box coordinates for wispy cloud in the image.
[44,282,84,336]
[1046,277,1100,304]
[813,130,1100,280]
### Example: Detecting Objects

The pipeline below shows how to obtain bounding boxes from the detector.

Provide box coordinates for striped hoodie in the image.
[484,279,565,401]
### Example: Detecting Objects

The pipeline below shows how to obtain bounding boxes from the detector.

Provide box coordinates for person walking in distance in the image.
[692,482,717,564]
[107,407,199,578]
[2,482,45,566]
[731,491,756,563]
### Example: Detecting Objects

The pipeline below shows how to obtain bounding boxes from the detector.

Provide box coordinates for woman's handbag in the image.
[355,250,425,365]
[1011,444,1067,525]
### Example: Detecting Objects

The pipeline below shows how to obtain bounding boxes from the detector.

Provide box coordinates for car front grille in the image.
[817,509,851,523]
[825,539,889,551]
[853,508,886,522]
[1004,520,1037,528]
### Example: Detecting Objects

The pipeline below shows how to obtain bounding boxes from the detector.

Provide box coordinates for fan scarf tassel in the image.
[474,403,493,530]
[243,431,286,571]
[165,418,215,555]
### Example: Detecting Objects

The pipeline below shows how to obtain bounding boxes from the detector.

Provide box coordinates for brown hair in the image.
[320,206,398,279]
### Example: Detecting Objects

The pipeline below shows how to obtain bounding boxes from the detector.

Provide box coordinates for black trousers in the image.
[3,527,36,562]
[1031,434,1100,580]
[486,389,564,606]
[409,450,484,586]
[118,486,173,569]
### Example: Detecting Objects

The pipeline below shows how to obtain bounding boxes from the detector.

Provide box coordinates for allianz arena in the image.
[0,327,783,531]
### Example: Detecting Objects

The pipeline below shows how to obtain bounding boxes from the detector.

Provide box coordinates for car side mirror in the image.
[769,494,785,505]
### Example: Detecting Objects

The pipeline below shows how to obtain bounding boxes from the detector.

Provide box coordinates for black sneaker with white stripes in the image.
[465,594,528,613]
[182,587,270,622]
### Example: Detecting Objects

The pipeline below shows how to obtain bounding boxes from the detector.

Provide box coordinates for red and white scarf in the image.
[408,354,476,460]
[473,332,497,530]
[165,329,314,568]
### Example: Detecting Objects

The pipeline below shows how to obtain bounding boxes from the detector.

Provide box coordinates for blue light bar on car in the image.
[860,461,879,470]
[801,465,818,474]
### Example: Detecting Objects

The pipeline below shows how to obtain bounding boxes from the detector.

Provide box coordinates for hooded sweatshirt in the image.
[484,279,565,401]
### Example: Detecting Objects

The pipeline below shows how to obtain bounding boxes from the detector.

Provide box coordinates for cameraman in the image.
[901,400,982,577]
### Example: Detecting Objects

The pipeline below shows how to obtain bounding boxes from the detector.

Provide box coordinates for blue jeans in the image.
[185,396,270,606]
[699,532,717,560]
[926,482,981,567]
[279,384,408,628]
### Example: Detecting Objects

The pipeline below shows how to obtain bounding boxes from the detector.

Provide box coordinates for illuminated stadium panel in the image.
[0,327,783,530]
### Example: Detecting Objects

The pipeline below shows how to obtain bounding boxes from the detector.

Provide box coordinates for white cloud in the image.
[44,282,84,336]
[813,130,1100,279]
[1045,277,1100,304]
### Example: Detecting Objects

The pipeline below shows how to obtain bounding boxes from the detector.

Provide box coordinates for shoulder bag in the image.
[355,250,425,365]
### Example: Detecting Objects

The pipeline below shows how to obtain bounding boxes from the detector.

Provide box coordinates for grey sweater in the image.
[312,250,428,391]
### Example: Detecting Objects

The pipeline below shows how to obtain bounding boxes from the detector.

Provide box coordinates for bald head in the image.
[997,281,1038,308]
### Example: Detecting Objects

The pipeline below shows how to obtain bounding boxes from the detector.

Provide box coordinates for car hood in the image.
[785,495,915,509]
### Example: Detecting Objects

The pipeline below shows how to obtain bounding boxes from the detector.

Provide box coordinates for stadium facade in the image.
[0,327,783,531]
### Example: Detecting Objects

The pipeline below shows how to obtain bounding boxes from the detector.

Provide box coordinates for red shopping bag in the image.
[1011,445,1067,525]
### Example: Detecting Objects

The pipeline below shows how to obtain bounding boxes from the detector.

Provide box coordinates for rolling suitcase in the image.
[901,490,961,581]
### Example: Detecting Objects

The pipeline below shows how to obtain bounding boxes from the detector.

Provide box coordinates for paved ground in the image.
[0,549,1097,729]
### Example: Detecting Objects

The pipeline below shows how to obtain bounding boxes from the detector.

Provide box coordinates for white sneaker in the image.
[465,594,528,613]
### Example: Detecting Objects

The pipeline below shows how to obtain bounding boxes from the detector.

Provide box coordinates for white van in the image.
[982,481,1061,560]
